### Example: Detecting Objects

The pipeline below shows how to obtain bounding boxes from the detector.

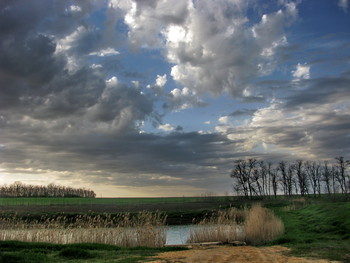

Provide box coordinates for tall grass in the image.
[187,204,284,245]
[244,204,284,245]
[187,208,246,244]
[0,211,166,247]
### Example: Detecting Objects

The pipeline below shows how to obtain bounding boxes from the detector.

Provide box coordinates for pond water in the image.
[165,224,243,245]
[165,225,197,245]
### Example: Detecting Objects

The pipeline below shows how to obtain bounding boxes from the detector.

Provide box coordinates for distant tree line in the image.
[230,156,350,198]
[0,182,96,198]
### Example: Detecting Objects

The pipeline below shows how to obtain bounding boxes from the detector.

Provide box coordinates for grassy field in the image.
[0,196,349,262]
[0,240,187,263]
[0,196,227,206]
[271,201,350,262]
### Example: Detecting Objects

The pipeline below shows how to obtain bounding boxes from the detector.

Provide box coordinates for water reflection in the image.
[166,225,197,245]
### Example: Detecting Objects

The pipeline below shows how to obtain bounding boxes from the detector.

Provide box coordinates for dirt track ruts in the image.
[149,245,340,263]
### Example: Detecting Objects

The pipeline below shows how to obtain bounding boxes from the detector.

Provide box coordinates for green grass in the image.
[0,241,187,263]
[272,201,350,262]
[0,196,227,206]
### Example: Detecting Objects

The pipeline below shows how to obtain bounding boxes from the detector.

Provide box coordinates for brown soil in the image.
[149,245,340,263]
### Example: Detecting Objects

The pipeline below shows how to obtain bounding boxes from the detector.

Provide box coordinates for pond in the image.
[165,225,197,245]
[165,224,244,245]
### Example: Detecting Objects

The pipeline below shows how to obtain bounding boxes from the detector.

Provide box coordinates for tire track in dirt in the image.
[149,246,340,263]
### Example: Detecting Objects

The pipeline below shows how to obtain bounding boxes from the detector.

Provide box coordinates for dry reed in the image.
[187,204,284,245]
[187,208,244,243]
[0,211,166,247]
[244,204,284,245]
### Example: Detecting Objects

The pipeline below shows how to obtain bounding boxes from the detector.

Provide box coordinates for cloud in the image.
[338,0,349,12]
[163,87,207,111]
[1,0,348,196]
[292,63,310,81]
[222,74,350,159]
[155,74,167,87]
[158,123,175,131]
[218,116,229,124]
[0,0,240,195]
[120,0,298,99]
[89,48,120,56]
[229,109,257,117]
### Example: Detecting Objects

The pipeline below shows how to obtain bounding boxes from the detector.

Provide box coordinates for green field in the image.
[0,196,226,206]
[271,201,350,262]
[0,196,349,262]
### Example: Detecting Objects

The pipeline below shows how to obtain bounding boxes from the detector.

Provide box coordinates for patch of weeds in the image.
[0,252,48,263]
[59,247,95,260]
[68,242,119,251]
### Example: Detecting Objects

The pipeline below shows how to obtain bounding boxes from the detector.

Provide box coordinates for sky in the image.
[0,0,350,197]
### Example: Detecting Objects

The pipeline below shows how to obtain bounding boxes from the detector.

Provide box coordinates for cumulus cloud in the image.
[1,0,348,196]
[0,0,238,195]
[155,74,167,87]
[119,0,298,99]
[292,63,310,81]
[164,87,207,111]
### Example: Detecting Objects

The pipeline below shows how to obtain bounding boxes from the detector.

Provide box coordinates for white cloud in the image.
[218,116,229,124]
[106,76,118,87]
[56,26,87,54]
[67,5,82,13]
[90,64,102,69]
[89,47,120,56]
[119,0,299,98]
[338,0,349,12]
[155,74,167,87]
[292,63,310,81]
[166,87,206,111]
[159,123,175,131]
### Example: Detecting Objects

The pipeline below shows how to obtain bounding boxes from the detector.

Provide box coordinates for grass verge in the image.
[272,201,350,262]
[0,240,187,263]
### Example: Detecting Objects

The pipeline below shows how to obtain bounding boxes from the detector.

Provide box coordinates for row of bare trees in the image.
[0,182,96,198]
[230,157,350,198]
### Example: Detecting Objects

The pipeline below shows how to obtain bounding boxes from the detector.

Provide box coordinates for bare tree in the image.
[294,160,309,196]
[0,182,96,198]
[305,161,321,197]
[335,156,350,194]
[278,161,288,196]
[322,161,332,195]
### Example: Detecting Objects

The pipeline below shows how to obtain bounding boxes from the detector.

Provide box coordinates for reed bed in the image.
[187,207,245,244]
[0,211,167,247]
[187,204,284,245]
[244,204,284,245]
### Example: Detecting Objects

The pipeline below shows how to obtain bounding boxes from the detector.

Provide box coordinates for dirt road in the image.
[149,245,339,263]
